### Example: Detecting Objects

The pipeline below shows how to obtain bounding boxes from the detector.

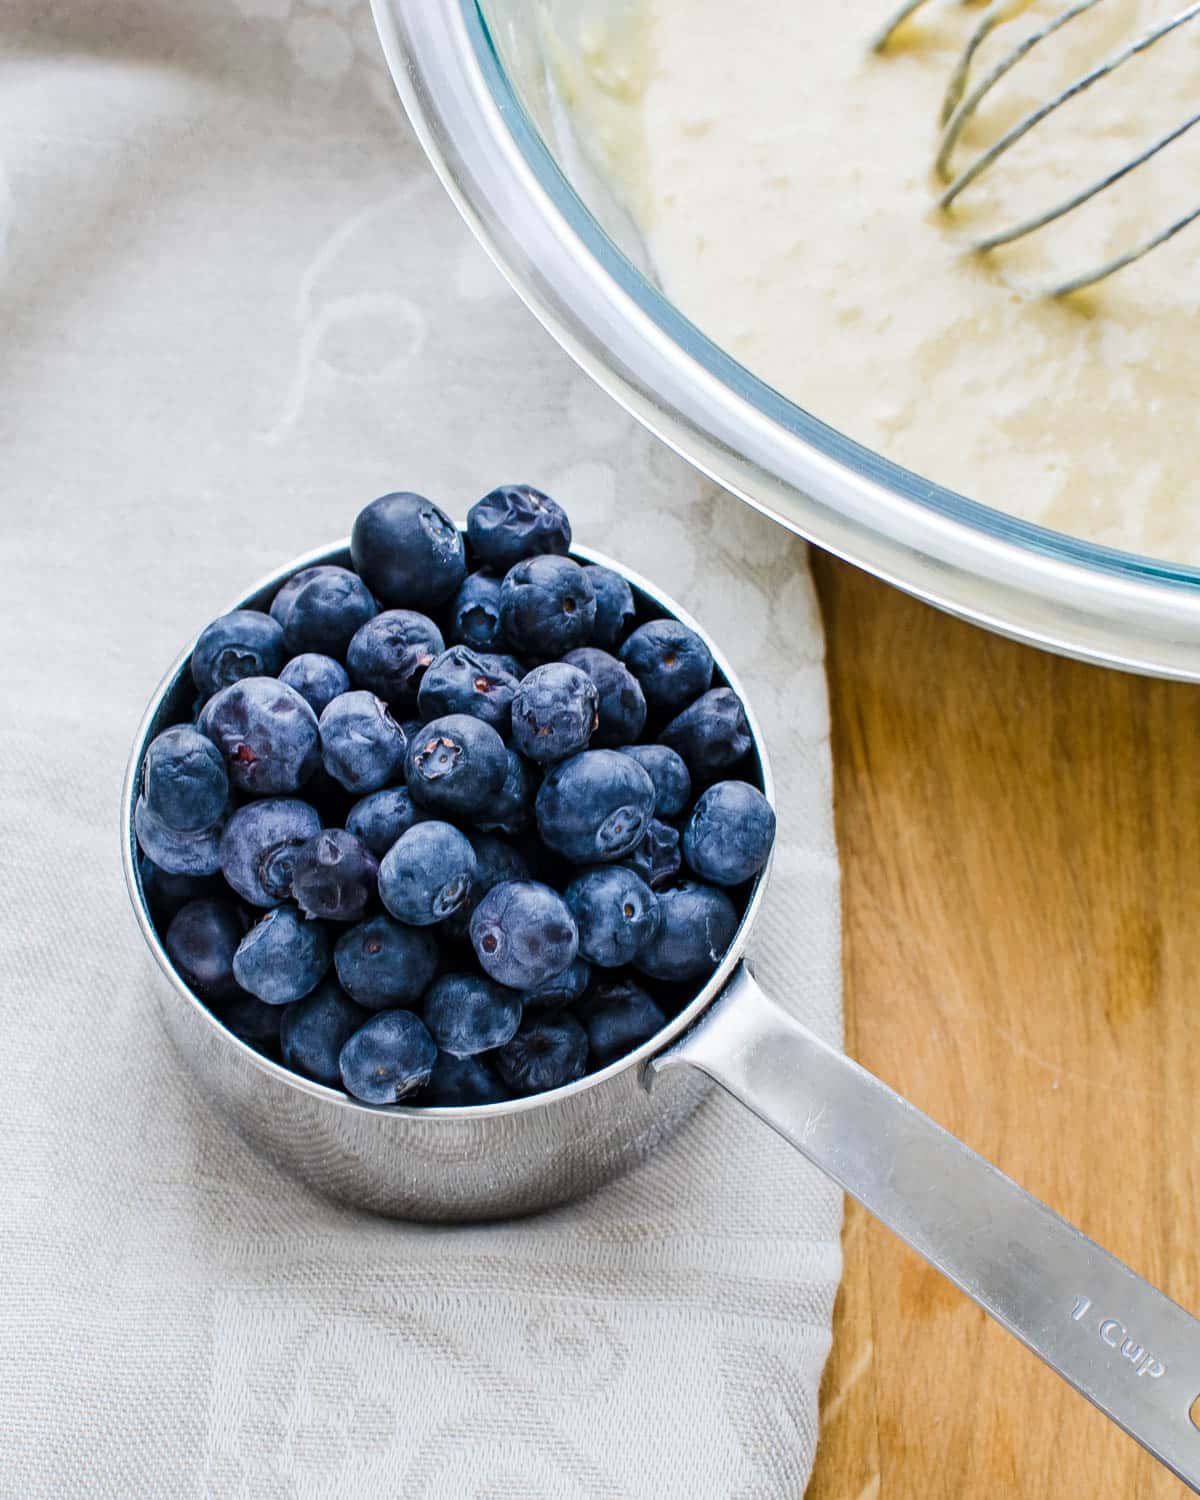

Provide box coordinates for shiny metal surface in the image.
[120,538,769,1221]
[659,967,1200,1491]
[369,0,1200,678]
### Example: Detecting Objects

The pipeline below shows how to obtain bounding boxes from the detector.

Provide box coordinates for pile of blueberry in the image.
[135,487,775,1106]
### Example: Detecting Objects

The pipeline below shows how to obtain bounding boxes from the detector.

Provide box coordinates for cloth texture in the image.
[0,2,843,1495]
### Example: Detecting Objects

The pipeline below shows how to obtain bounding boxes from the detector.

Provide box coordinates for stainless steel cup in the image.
[122,541,1200,1489]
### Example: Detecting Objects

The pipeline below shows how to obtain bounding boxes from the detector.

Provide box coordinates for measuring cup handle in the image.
[653,963,1200,1492]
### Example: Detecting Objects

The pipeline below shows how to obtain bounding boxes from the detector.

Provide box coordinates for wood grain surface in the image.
[804,553,1200,1499]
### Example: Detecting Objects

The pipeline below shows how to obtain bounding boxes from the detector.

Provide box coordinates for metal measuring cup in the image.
[121,540,1200,1490]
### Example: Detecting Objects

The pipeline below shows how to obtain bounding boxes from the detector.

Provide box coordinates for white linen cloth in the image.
[0,2,843,1494]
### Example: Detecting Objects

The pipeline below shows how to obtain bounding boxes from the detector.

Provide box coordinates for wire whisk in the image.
[872,0,1200,294]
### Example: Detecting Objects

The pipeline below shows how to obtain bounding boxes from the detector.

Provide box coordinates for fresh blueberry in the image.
[624,819,682,891]
[214,993,282,1048]
[279,653,351,717]
[378,821,477,926]
[138,855,218,920]
[634,880,739,982]
[564,866,660,968]
[619,619,714,715]
[135,796,226,877]
[417,646,518,732]
[473,748,535,837]
[577,977,667,1065]
[617,744,691,818]
[164,896,247,1000]
[199,676,320,795]
[470,880,579,990]
[584,564,636,650]
[405,714,507,819]
[141,724,229,832]
[191,610,285,699]
[449,569,504,652]
[339,1009,437,1103]
[334,913,439,1010]
[466,484,571,571]
[660,688,753,781]
[494,1014,588,1095]
[350,492,466,610]
[279,980,368,1086]
[510,662,597,765]
[290,829,378,922]
[499,555,595,657]
[535,749,656,864]
[219,798,321,906]
[562,647,646,748]
[345,786,425,857]
[272,565,376,657]
[346,610,445,706]
[683,780,776,886]
[521,956,592,1013]
[423,974,522,1057]
[438,831,532,942]
[422,1052,510,1107]
[318,691,407,794]
[232,905,331,1004]
[270,566,323,627]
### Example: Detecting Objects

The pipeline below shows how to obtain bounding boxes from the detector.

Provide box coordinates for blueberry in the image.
[339,1009,437,1103]
[470,880,579,990]
[577,977,667,1065]
[164,897,248,1000]
[279,653,351,717]
[683,780,776,886]
[290,829,378,922]
[350,492,466,610]
[499,555,595,657]
[521,956,592,1013]
[199,676,320,795]
[624,819,682,891]
[191,610,285,699]
[564,866,660,968]
[270,566,323,627]
[422,1052,510,1106]
[562,647,646,748]
[634,881,739,983]
[279,980,368,1086]
[378,821,477,926]
[619,619,714,715]
[473,748,535,836]
[660,688,753,781]
[495,1015,588,1095]
[272,565,376,657]
[334,913,439,1010]
[510,662,597,765]
[138,855,218,920]
[219,798,321,906]
[585,564,636,650]
[405,714,507,818]
[467,484,571,571]
[438,831,532,943]
[214,993,283,1048]
[141,724,229,832]
[535,750,656,864]
[417,646,518,732]
[617,744,691,818]
[232,906,331,1004]
[346,610,445,706]
[345,786,425,857]
[423,974,522,1057]
[318,690,407,794]
[135,796,226,876]
[449,569,504,652]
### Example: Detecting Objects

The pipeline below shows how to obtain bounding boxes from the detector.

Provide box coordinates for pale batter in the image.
[550,0,1200,562]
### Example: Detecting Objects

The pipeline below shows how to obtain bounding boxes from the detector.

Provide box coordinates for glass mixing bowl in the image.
[370,0,1200,678]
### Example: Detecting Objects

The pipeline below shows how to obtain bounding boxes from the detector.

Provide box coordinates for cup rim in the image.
[121,535,775,1121]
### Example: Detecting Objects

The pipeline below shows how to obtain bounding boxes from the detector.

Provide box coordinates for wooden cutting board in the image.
[805,553,1200,1499]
